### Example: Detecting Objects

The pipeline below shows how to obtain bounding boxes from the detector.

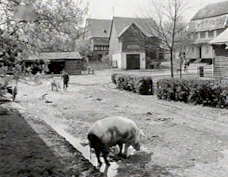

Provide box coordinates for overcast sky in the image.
[84,0,226,21]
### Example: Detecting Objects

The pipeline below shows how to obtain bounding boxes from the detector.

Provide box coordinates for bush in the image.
[157,79,228,108]
[111,73,153,95]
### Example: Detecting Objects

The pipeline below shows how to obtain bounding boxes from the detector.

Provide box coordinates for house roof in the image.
[210,28,228,44]
[192,1,228,20]
[188,14,228,32]
[28,52,82,61]
[86,18,112,38]
[112,17,155,37]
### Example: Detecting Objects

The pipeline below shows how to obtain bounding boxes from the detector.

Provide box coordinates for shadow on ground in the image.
[0,107,67,177]
[101,151,175,177]
[0,106,102,177]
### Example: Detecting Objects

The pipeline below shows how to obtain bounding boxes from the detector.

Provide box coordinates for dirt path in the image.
[10,70,228,177]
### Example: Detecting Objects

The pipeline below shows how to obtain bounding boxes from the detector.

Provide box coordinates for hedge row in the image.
[157,79,228,108]
[111,73,154,95]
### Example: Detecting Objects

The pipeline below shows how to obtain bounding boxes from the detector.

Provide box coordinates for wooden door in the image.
[126,54,140,69]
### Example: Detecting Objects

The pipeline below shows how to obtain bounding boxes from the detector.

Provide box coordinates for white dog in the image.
[50,77,61,91]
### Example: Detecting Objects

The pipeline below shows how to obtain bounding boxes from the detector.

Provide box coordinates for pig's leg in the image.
[101,146,110,166]
[123,143,130,158]
[103,153,110,166]
[118,143,123,155]
[118,143,123,156]
[95,149,102,167]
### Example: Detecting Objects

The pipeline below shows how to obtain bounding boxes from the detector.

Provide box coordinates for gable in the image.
[119,23,146,40]
[112,17,155,37]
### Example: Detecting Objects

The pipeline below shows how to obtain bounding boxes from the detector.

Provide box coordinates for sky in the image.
[83,0,226,22]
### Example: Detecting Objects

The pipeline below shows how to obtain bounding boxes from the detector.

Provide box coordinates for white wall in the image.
[109,23,122,56]
[112,53,122,68]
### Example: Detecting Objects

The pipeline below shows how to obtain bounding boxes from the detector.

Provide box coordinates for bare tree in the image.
[175,28,194,78]
[141,0,190,78]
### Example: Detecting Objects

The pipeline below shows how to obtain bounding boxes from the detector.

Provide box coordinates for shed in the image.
[210,28,228,78]
[27,52,83,75]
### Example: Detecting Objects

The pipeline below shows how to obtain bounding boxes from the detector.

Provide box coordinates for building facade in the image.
[210,28,228,78]
[83,18,112,61]
[82,17,163,69]
[187,1,228,65]
[109,17,162,70]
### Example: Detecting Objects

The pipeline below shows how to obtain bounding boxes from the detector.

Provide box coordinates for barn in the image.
[27,52,83,75]
[109,17,162,70]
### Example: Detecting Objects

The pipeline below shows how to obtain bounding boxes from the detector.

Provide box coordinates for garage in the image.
[126,54,140,69]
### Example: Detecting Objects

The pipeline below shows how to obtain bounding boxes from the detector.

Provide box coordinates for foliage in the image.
[157,79,228,108]
[112,73,154,95]
[0,74,16,100]
[75,39,92,57]
[0,0,88,66]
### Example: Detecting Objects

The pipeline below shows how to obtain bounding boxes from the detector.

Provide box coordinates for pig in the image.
[87,116,145,166]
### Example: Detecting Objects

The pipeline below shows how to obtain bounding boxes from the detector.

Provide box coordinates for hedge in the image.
[111,73,154,95]
[157,79,228,108]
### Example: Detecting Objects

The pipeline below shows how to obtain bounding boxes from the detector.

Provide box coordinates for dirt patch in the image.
[0,106,102,177]
[10,70,228,177]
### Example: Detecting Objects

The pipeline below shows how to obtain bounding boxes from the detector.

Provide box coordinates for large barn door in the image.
[126,54,140,69]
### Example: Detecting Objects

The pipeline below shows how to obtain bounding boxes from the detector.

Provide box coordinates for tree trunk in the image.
[170,50,174,78]
[179,60,182,79]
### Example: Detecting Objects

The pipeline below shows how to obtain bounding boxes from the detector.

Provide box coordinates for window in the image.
[200,31,206,38]
[208,31,214,38]
[94,45,109,51]
[193,33,198,40]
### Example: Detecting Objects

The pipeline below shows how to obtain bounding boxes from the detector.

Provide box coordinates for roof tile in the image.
[86,18,112,38]
[192,1,228,20]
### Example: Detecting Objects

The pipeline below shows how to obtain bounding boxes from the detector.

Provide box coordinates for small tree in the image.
[141,0,190,78]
